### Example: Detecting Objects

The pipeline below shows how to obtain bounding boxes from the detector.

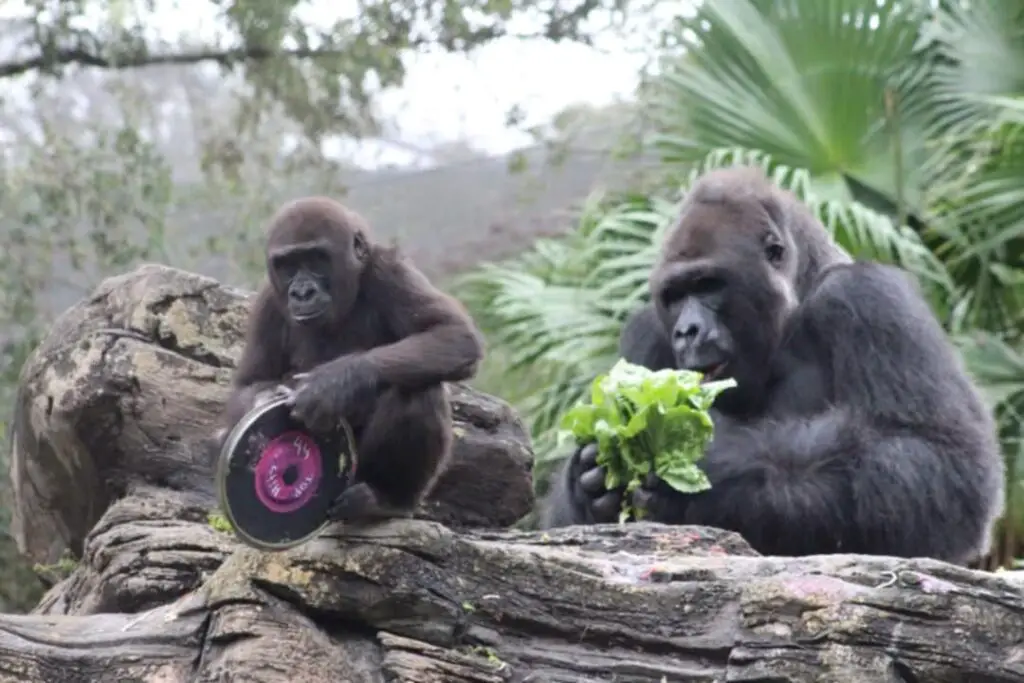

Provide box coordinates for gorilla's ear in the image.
[759,193,786,232]
[781,195,853,297]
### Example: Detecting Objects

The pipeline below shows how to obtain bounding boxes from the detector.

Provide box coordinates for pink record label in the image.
[252,431,323,513]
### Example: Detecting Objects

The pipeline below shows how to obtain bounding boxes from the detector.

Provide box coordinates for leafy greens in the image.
[560,359,736,522]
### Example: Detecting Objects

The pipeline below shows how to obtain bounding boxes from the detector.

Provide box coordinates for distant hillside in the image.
[323,143,657,278]
[23,142,655,321]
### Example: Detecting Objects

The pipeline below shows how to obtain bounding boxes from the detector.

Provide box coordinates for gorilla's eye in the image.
[691,276,725,295]
[765,242,784,265]
[307,251,330,272]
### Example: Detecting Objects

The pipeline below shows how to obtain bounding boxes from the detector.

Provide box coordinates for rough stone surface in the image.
[5,264,1024,682]
[7,490,1024,682]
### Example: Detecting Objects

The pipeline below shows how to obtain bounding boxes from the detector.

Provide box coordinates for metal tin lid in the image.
[215,394,357,551]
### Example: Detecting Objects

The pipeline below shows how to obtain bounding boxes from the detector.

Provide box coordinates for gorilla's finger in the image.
[578,443,600,469]
[579,465,608,495]
[591,491,622,523]
[290,405,311,424]
[632,486,653,512]
[642,471,660,490]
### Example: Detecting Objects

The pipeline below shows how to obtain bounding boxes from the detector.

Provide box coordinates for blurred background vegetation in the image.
[2,0,1022,613]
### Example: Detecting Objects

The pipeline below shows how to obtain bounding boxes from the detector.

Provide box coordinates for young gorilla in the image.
[541,167,1005,565]
[225,197,485,524]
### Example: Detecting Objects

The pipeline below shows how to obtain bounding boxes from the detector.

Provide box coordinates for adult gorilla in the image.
[540,167,1004,566]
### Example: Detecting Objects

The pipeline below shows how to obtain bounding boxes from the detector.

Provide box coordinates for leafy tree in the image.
[6,0,628,130]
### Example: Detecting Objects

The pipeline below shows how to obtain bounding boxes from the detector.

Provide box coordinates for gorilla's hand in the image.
[291,357,380,433]
[568,442,625,523]
[631,412,737,523]
[255,382,296,409]
[631,472,689,524]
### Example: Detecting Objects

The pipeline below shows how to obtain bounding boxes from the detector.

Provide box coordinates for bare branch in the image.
[0,45,355,78]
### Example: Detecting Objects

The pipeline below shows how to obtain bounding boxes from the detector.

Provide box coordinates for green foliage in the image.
[32,550,78,587]
[560,359,735,521]
[648,0,932,214]
[457,191,669,484]
[910,2,1024,565]
[207,511,233,534]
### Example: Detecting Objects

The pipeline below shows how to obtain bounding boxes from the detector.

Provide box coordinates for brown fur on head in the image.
[649,166,849,414]
[264,197,373,326]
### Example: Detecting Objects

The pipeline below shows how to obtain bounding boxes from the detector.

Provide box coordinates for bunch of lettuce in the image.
[560,359,736,522]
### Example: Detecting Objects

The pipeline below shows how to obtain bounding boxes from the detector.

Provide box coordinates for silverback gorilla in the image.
[540,167,1005,565]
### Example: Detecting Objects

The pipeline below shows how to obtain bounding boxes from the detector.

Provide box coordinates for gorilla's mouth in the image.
[697,363,728,383]
[290,305,329,323]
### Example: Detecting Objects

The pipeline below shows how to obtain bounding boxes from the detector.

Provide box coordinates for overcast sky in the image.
[316,35,649,168]
[0,0,683,168]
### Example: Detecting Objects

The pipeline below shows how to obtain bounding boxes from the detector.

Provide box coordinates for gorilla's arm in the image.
[539,304,674,528]
[362,258,485,387]
[223,289,291,428]
[643,263,1003,562]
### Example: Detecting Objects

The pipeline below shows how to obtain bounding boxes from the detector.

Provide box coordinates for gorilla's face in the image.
[266,203,371,326]
[652,199,798,415]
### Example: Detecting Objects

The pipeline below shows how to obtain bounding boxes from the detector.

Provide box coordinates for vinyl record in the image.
[216,394,357,551]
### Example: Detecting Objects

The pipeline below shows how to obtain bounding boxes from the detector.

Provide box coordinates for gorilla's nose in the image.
[672,306,721,358]
[292,281,316,302]
[674,322,700,343]
[672,314,706,349]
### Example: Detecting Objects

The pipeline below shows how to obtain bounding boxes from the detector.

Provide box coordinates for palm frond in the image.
[914,2,1024,142]
[648,0,930,212]
[955,332,1024,410]
[911,3,1024,336]
[815,197,956,314]
[921,114,1024,331]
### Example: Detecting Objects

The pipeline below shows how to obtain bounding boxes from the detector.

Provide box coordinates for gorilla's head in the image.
[649,167,847,415]
[264,197,372,326]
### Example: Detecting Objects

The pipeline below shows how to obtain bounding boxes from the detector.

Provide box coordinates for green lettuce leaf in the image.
[559,359,736,521]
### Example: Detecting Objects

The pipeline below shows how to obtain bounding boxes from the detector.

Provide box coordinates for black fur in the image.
[224,196,485,524]
[540,167,1004,565]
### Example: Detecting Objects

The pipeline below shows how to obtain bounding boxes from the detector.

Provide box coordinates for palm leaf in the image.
[648,0,930,213]
[955,332,1024,409]
[912,2,1024,335]
[914,2,1024,141]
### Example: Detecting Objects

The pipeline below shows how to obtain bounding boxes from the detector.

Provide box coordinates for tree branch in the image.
[0,11,600,80]
[0,45,353,78]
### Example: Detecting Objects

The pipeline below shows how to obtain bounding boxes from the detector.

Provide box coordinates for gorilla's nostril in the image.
[675,324,700,340]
